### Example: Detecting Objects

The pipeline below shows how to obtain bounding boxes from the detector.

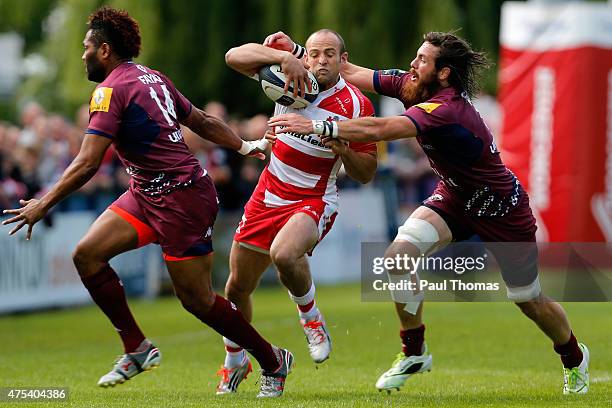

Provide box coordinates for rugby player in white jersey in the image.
[215,29,377,394]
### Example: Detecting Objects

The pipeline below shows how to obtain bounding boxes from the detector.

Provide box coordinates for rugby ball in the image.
[259,64,319,109]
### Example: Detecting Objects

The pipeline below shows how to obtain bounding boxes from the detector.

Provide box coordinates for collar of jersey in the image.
[315,76,346,101]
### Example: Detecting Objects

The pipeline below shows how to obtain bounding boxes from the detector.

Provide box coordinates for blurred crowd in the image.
[0,101,270,216]
[0,97,500,220]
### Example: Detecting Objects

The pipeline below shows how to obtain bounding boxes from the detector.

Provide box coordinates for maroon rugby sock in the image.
[554,331,583,368]
[200,294,280,371]
[81,265,146,353]
[400,324,425,357]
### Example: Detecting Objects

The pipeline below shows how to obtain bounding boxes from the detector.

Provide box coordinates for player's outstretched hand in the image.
[280,54,311,98]
[268,113,313,135]
[2,198,47,240]
[263,31,294,53]
[239,138,270,160]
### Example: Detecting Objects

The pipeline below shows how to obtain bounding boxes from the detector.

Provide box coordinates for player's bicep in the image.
[77,133,113,168]
[342,63,375,93]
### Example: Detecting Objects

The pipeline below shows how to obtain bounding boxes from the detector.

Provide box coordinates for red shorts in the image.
[234,191,338,254]
[109,175,218,261]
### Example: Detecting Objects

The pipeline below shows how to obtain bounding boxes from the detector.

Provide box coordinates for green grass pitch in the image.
[1,284,611,407]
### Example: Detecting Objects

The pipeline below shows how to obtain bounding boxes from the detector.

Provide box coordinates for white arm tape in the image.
[312,120,339,139]
[238,140,251,155]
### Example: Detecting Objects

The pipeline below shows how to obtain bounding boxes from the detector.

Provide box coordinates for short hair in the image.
[87,7,141,59]
[423,31,489,98]
[307,29,346,54]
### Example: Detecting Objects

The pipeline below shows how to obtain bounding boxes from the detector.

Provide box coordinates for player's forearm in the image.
[337,118,384,142]
[196,114,242,150]
[337,117,413,143]
[39,158,99,211]
[339,151,377,184]
[225,43,290,77]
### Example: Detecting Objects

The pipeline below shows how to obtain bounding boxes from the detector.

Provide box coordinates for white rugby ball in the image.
[259,64,319,109]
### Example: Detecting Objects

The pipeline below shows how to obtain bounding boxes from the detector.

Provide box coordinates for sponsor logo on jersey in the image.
[168,129,183,143]
[286,131,326,148]
[415,102,442,114]
[90,87,113,113]
[428,194,444,202]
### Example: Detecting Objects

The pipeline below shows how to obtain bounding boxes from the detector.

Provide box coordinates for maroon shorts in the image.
[423,182,539,289]
[109,175,218,261]
[423,182,537,243]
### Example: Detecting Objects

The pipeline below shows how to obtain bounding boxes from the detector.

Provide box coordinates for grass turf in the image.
[0,284,610,407]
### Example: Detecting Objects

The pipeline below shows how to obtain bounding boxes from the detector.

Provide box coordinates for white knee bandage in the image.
[506,276,542,302]
[395,218,440,255]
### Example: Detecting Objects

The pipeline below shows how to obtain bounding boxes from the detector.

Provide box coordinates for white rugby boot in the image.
[563,343,589,395]
[375,343,432,392]
[301,313,332,363]
[97,340,161,387]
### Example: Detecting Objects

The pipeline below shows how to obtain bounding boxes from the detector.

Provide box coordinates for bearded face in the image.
[82,30,107,83]
[85,51,106,83]
[400,68,441,107]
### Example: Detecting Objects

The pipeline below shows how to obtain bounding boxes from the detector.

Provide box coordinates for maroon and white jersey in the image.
[86,61,203,196]
[374,69,522,217]
[261,76,376,208]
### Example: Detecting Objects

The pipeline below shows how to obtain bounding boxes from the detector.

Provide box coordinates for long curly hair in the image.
[423,31,489,98]
[87,6,141,59]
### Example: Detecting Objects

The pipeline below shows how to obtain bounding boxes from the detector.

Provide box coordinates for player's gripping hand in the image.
[263,31,294,53]
[238,138,270,160]
[321,136,350,155]
[2,198,47,240]
[280,53,311,98]
[268,113,313,135]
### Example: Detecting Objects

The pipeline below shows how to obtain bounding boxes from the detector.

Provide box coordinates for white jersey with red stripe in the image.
[259,76,376,209]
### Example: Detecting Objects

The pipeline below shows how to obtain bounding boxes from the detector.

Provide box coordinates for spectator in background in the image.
[18,101,45,149]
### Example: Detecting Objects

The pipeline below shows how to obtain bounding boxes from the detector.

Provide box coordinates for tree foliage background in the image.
[0,0,507,121]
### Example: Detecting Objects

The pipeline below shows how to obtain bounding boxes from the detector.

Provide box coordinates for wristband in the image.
[238,140,251,155]
[311,120,339,139]
[292,43,306,59]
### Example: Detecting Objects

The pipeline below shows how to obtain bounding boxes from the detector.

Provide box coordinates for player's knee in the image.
[177,287,215,316]
[225,277,252,303]
[72,243,97,276]
[270,247,297,273]
[394,218,440,256]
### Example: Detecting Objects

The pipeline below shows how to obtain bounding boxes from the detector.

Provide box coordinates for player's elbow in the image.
[359,165,378,184]
[355,174,373,184]
[77,156,101,176]
[225,44,252,69]
[225,47,239,68]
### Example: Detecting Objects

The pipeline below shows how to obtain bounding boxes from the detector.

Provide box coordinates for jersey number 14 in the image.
[149,84,177,126]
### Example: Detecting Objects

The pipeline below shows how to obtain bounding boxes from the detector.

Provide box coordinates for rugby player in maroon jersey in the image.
[3,7,292,398]
[268,31,589,395]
